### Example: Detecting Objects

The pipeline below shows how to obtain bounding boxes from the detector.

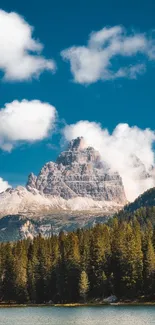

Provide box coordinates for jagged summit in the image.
[56,137,102,167]
[67,136,86,151]
[26,137,126,204]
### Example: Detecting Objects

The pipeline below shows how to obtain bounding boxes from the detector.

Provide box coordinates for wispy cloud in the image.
[0,99,57,151]
[0,9,56,81]
[61,25,155,84]
[0,177,11,193]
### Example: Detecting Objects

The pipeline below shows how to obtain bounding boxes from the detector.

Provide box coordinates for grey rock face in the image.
[27,173,37,188]
[27,137,126,204]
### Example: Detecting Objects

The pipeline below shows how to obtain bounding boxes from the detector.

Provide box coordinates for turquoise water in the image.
[0,306,155,325]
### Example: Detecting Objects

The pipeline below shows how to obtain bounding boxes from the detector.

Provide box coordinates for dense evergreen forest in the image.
[0,208,155,304]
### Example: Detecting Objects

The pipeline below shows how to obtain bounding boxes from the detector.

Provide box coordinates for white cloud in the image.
[61,25,155,84]
[0,9,56,81]
[63,121,155,201]
[0,177,11,193]
[0,99,57,151]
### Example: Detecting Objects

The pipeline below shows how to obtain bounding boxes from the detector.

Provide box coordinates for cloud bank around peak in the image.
[0,99,57,151]
[61,25,155,84]
[63,121,155,201]
[0,177,11,193]
[0,9,56,81]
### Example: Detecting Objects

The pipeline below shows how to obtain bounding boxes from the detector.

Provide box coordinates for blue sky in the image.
[0,0,155,189]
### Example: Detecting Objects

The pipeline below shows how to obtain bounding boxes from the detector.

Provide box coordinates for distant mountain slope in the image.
[115,187,155,226]
[0,213,112,242]
[1,187,155,242]
[124,187,155,212]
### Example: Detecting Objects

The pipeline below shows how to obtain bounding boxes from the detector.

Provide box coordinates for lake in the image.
[0,306,155,325]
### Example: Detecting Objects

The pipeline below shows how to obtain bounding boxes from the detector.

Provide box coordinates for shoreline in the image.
[1,301,155,308]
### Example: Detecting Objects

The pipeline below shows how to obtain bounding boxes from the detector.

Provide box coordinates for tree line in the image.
[0,212,155,303]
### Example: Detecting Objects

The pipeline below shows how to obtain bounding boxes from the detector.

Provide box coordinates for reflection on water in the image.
[0,306,155,325]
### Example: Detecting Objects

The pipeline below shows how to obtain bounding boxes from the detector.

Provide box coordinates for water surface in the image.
[0,306,155,325]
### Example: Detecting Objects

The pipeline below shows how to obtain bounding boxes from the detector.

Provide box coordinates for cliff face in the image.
[27,137,126,204]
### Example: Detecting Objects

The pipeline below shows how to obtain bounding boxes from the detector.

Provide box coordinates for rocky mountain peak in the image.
[26,137,127,204]
[68,136,86,151]
[56,137,102,167]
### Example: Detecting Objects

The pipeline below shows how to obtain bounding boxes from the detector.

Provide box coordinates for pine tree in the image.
[111,219,126,297]
[121,222,143,298]
[89,225,109,298]
[55,231,68,303]
[64,232,80,302]
[14,241,29,303]
[27,241,38,302]
[79,270,89,301]
[0,244,4,301]
[35,236,48,303]
[2,243,16,302]
[144,236,155,296]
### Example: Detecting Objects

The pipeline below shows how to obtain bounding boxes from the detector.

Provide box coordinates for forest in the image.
[0,207,155,304]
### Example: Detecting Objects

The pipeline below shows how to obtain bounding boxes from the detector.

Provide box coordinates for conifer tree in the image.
[144,237,155,296]
[79,270,89,301]
[14,241,28,302]
[2,243,16,302]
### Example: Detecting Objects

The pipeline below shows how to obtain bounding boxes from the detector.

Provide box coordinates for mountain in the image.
[27,137,126,203]
[0,137,127,217]
[0,137,127,241]
[115,187,155,227]
[124,187,155,213]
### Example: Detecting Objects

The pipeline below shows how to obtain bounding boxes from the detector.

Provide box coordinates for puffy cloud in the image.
[61,25,155,84]
[0,99,57,151]
[0,9,56,81]
[63,121,155,201]
[0,177,11,193]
